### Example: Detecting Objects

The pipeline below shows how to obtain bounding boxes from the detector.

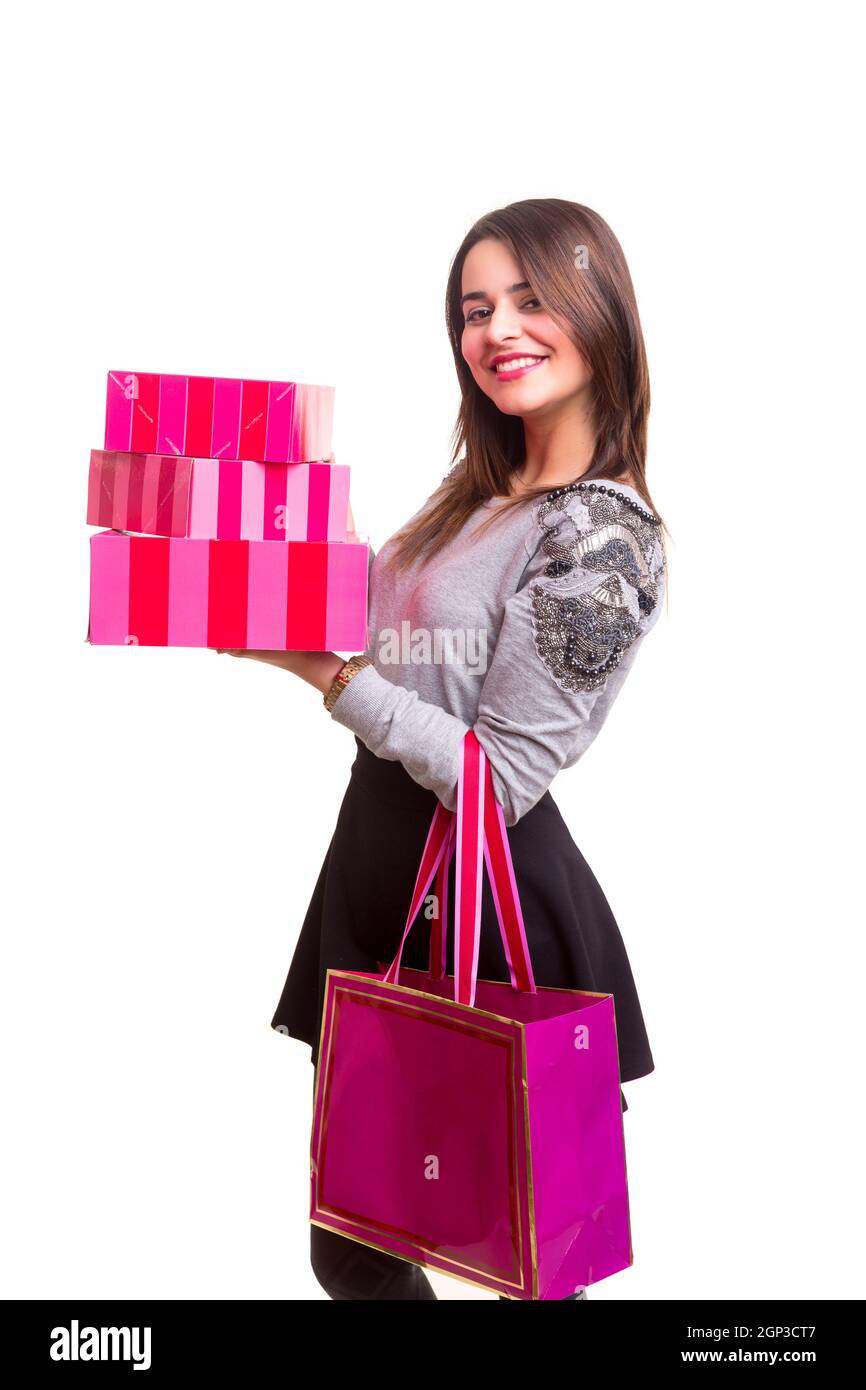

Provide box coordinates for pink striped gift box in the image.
[87,531,369,651]
[87,451,350,542]
[104,371,335,464]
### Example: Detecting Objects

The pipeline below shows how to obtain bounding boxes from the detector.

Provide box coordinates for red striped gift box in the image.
[87,451,350,542]
[104,371,334,465]
[87,531,369,651]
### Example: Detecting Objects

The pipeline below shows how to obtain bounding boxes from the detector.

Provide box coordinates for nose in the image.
[483,299,523,342]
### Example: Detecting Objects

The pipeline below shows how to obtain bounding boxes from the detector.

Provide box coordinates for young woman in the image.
[220,197,669,1300]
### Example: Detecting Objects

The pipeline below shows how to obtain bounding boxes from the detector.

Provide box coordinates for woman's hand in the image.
[215,648,347,695]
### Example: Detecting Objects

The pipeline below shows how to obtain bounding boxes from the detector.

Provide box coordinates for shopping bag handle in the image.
[383,731,537,1006]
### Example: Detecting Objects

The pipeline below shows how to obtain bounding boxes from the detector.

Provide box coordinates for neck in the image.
[516,396,597,492]
[511,463,593,495]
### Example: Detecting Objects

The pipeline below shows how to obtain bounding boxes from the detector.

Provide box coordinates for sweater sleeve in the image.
[329,488,664,826]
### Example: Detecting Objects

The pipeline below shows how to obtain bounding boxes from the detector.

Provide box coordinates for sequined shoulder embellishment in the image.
[529,480,664,693]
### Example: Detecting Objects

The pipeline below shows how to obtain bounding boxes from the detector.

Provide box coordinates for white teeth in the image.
[494,356,545,373]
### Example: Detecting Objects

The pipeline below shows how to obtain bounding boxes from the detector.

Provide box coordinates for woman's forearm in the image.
[217,647,347,693]
[299,650,349,693]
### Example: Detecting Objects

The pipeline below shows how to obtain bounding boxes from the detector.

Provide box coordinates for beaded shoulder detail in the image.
[528,480,664,695]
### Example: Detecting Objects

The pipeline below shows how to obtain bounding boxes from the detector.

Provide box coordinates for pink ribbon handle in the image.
[383,731,537,1006]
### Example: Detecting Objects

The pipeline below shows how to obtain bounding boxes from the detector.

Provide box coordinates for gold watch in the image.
[323,654,372,713]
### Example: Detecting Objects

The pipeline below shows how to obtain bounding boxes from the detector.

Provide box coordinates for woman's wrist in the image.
[278,650,348,693]
[309,652,350,694]
[323,654,373,712]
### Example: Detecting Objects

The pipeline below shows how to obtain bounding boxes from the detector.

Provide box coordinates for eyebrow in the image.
[460,280,531,307]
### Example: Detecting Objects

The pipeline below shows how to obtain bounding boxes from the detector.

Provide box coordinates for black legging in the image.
[310,1221,439,1300]
[310,1224,584,1299]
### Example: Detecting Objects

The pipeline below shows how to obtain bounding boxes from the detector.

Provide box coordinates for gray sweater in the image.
[330,476,666,826]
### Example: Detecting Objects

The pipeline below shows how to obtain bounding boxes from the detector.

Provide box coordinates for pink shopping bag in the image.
[309,731,632,1299]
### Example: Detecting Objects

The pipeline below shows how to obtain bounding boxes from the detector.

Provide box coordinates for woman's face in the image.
[460,237,592,418]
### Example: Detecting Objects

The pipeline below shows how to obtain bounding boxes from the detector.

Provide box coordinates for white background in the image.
[1,0,862,1300]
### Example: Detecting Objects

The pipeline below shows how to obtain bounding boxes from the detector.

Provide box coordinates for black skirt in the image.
[271,737,655,1113]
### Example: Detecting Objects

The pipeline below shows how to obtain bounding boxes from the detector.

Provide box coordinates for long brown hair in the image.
[384,198,669,583]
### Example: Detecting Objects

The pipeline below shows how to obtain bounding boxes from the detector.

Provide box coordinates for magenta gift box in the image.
[87,450,350,543]
[104,371,334,464]
[87,531,369,650]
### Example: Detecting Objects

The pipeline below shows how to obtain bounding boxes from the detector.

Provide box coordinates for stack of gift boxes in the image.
[86,371,369,650]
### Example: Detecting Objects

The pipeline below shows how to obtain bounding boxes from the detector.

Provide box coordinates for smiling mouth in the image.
[491,355,548,377]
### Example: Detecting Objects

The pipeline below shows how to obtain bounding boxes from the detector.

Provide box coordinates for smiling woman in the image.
[372,203,663,575]
[231,198,670,1300]
[461,271,577,388]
